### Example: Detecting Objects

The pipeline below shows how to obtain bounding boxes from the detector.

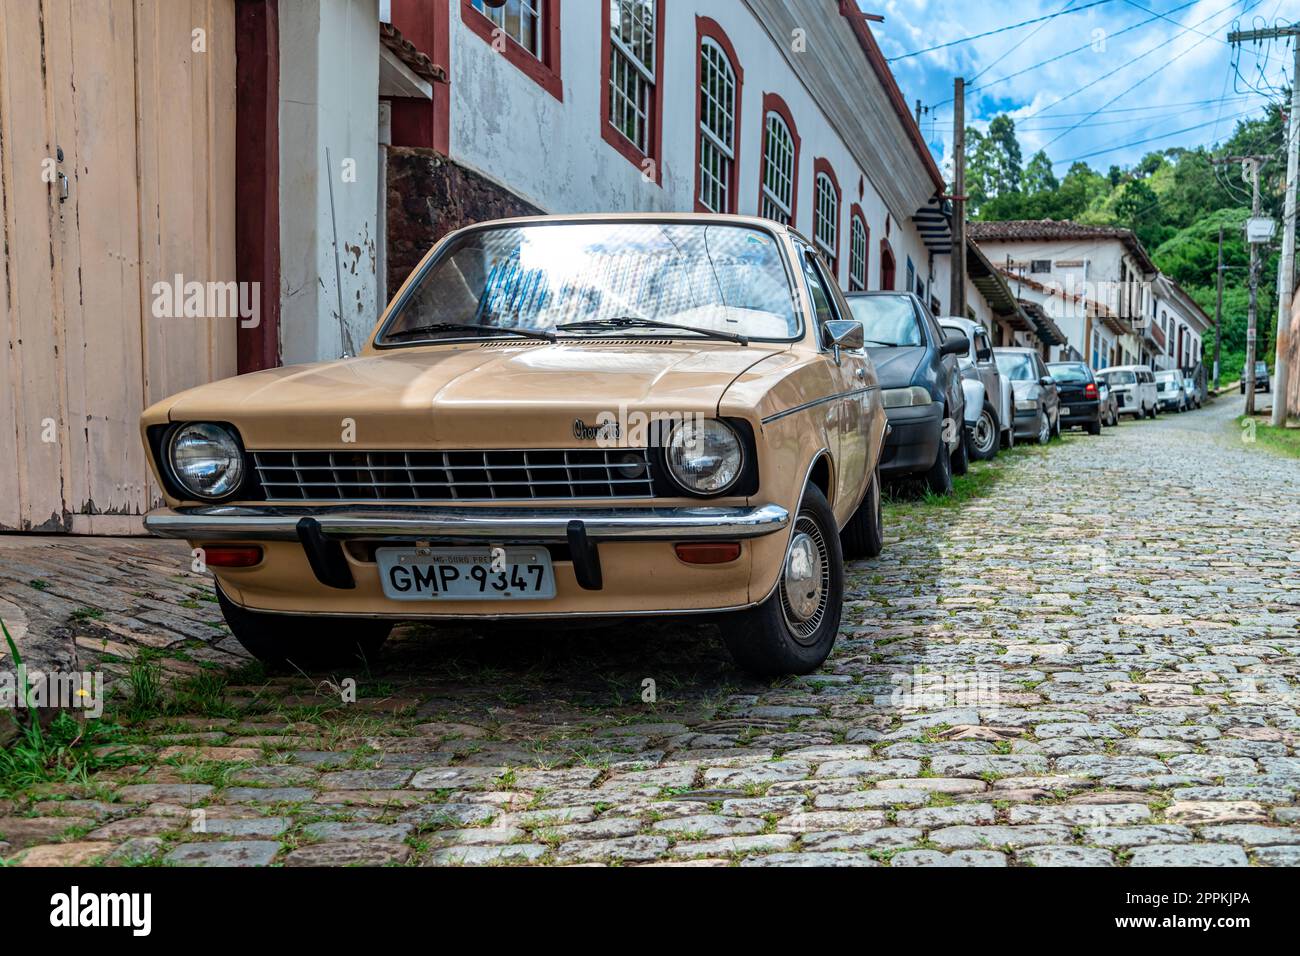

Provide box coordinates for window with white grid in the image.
[608,0,656,155]
[849,215,868,291]
[471,0,543,59]
[698,40,736,213]
[760,112,795,224]
[814,172,839,272]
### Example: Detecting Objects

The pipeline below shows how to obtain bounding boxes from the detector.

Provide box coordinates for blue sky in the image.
[865,0,1299,177]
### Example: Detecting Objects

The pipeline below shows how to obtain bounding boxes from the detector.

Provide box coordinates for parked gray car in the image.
[995,348,1060,445]
[940,316,1012,460]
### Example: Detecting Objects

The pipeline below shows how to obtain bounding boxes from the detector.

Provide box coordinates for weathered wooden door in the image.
[0,0,237,534]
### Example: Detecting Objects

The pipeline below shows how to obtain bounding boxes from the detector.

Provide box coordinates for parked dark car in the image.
[1241,361,1270,394]
[1048,362,1103,435]
[845,291,968,495]
[995,348,1060,445]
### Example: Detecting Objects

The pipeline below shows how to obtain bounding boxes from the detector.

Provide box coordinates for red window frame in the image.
[758,92,800,225]
[461,0,563,101]
[812,157,842,281]
[600,0,666,184]
[693,16,743,213]
[848,203,869,292]
[880,238,897,291]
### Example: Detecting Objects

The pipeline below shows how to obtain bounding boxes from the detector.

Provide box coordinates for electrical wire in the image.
[887,0,1118,62]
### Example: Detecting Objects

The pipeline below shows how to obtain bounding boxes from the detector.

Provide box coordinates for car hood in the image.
[152,342,787,448]
[866,346,927,389]
[1010,380,1043,398]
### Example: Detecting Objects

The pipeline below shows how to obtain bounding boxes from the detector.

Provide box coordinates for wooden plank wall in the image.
[0,0,237,535]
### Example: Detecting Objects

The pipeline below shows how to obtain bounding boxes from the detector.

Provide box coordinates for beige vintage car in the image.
[140,214,888,675]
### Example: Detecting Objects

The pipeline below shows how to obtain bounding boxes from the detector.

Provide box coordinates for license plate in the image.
[1060,407,1071,417]
[376,547,556,601]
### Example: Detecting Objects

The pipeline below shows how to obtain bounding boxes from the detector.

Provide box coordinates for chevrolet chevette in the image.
[140,214,888,675]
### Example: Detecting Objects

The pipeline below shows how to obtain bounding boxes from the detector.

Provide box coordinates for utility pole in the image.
[1215,225,1224,390]
[949,77,967,319]
[1230,23,1299,425]
[1247,157,1264,417]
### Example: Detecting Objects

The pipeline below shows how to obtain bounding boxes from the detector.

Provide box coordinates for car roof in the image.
[844,290,921,300]
[1099,365,1146,372]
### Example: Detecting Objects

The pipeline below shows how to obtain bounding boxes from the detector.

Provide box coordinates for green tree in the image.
[1023,150,1058,195]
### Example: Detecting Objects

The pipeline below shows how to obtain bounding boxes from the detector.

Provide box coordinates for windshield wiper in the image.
[864,339,899,348]
[557,316,748,346]
[385,322,557,344]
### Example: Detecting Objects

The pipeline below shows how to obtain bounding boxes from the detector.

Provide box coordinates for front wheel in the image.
[950,420,970,476]
[1036,410,1051,446]
[217,586,391,670]
[723,485,844,676]
[925,426,954,495]
[969,405,999,462]
[841,465,884,560]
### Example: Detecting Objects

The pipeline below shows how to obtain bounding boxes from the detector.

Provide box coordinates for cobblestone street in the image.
[2,396,1298,867]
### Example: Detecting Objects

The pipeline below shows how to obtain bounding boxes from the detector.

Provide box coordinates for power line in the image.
[1022,0,1257,122]
[1039,0,1263,149]
[1051,106,1264,166]
[887,0,1118,62]
[1121,0,1230,44]
[968,0,1079,85]
[931,0,1203,109]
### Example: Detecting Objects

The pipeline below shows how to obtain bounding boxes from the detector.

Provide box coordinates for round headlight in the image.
[665,420,744,495]
[168,423,245,500]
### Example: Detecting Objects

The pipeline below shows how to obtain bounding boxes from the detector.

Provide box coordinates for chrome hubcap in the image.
[1039,414,1050,443]
[781,516,829,644]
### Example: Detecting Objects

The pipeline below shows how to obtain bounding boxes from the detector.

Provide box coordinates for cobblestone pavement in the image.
[1,396,1298,867]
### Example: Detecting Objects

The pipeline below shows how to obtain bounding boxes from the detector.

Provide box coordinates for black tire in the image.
[217,586,391,670]
[840,465,884,560]
[950,418,970,476]
[1036,410,1051,446]
[722,485,843,676]
[1086,418,1102,436]
[1052,412,1062,439]
[969,404,999,462]
[925,426,954,495]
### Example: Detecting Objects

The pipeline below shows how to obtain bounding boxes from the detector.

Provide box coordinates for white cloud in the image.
[866,0,1296,171]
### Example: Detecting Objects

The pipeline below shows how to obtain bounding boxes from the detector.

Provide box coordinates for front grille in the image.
[252,449,656,502]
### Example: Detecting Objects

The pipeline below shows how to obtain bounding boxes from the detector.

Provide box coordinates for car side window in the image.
[801,250,841,339]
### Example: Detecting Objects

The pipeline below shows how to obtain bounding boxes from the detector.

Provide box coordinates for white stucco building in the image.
[374,0,956,317]
[967,220,1205,372]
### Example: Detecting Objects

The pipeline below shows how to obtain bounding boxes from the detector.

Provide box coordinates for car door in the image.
[972,328,1001,423]
[926,308,964,447]
[799,247,871,516]
[1035,354,1060,423]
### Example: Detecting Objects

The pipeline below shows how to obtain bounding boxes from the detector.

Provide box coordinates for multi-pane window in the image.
[760,113,795,224]
[609,0,657,155]
[849,216,868,291]
[698,40,737,213]
[814,172,839,273]
[471,0,542,59]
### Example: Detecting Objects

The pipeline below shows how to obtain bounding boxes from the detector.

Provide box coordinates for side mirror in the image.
[940,333,970,357]
[1039,376,1055,388]
[823,320,864,351]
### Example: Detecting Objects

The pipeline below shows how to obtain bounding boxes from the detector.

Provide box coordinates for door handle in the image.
[856,367,865,380]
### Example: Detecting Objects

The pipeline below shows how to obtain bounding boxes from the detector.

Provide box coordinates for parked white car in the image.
[1154,369,1189,413]
[1098,366,1158,420]
[939,317,1014,460]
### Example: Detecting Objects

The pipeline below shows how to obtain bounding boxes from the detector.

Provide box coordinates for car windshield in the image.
[378,222,800,344]
[1101,370,1136,386]
[845,296,924,347]
[1049,364,1090,384]
[1257,362,1269,373]
[1156,372,1180,383]
[996,352,1038,382]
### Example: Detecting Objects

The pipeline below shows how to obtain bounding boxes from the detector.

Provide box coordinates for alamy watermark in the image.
[1,666,104,719]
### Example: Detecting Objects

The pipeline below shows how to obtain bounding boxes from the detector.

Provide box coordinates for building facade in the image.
[379,0,955,314]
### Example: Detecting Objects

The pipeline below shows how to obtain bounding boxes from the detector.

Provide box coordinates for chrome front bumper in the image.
[143,503,791,543]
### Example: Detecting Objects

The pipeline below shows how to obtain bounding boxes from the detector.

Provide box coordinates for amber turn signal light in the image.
[674,542,742,565]
[202,545,263,568]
